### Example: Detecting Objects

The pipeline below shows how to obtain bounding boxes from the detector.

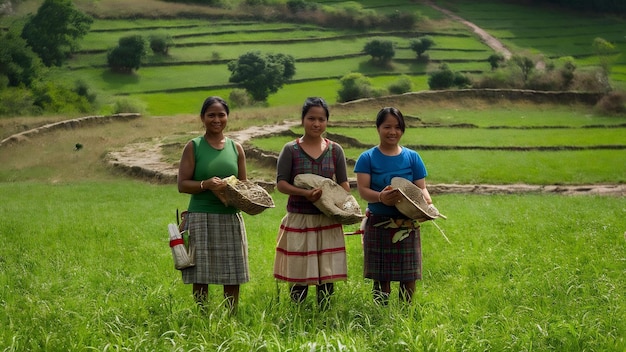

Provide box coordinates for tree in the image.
[592,37,615,75]
[487,53,505,70]
[21,0,92,67]
[107,35,147,73]
[409,36,434,59]
[227,51,296,102]
[511,55,535,83]
[363,38,395,63]
[0,31,42,87]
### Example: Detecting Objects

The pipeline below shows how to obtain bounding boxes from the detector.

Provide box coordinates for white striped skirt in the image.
[273,213,348,285]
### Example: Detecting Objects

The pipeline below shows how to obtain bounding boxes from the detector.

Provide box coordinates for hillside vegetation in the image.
[1,0,624,116]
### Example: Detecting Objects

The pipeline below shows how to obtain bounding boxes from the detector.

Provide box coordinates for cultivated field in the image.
[0,0,625,351]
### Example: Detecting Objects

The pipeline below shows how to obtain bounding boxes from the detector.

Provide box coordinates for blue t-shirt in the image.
[354,146,427,216]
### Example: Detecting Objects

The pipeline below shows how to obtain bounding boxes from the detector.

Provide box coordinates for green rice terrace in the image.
[1,1,625,351]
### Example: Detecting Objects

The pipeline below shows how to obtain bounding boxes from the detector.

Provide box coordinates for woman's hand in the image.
[203,177,228,205]
[305,188,322,203]
[379,186,402,206]
[203,177,226,191]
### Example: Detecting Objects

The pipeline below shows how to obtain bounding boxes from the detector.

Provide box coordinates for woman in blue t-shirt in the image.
[354,106,434,305]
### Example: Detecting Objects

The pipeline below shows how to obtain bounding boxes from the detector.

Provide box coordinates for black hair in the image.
[375,107,406,133]
[301,97,329,121]
[200,96,229,116]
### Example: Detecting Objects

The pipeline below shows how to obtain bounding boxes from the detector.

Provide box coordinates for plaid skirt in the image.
[182,212,249,285]
[363,214,422,282]
[274,213,348,285]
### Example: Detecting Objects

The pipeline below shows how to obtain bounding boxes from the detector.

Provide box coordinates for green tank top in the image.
[187,136,239,214]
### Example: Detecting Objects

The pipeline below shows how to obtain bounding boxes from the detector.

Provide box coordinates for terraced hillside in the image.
[15,0,620,116]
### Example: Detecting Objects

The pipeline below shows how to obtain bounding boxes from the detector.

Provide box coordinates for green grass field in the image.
[1,181,624,351]
[1,1,625,350]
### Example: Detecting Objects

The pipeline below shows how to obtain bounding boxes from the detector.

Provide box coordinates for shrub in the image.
[337,72,373,102]
[31,81,92,114]
[595,91,626,115]
[428,64,455,90]
[570,69,611,92]
[112,97,146,114]
[0,87,39,116]
[229,88,252,108]
[149,33,173,55]
[388,75,413,94]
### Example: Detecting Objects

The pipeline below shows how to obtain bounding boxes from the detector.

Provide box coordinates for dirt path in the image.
[424,1,512,59]
[104,122,626,196]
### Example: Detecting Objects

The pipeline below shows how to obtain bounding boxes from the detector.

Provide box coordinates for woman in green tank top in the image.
[177,96,249,314]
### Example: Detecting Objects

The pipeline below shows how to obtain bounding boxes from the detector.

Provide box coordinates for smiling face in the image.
[377,113,403,147]
[201,102,228,134]
[302,105,328,139]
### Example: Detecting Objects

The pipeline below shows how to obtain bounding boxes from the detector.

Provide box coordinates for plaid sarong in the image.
[363,214,422,282]
[182,212,249,285]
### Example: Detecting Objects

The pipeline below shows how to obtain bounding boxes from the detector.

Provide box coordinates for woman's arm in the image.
[235,141,247,181]
[414,178,433,204]
[177,141,203,194]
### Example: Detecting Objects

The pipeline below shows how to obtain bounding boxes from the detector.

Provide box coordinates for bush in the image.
[229,88,252,108]
[112,98,146,114]
[428,65,455,90]
[149,33,173,55]
[388,75,413,94]
[595,91,626,115]
[570,69,611,92]
[0,87,39,116]
[337,72,373,102]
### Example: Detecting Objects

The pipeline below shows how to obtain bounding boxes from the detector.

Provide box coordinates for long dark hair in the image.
[375,107,406,133]
[301,97,329,121]
[200,96,229,116]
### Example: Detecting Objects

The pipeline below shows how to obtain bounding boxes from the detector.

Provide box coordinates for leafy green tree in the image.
[107,35,147,73]
[592,37,615,75]
[0,31,42,87]
[363,38,395,63]
[337,72,373,102]
[409,36,434,59]
[21,0,92,67]
[227,51,296,102]
[487,53,505,70]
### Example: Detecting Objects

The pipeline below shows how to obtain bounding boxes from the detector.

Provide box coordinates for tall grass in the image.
[1,182,624,350]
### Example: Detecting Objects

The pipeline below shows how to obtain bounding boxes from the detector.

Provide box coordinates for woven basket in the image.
[222,176,275,215]
[390,177,445,222]
[294,174,364,225]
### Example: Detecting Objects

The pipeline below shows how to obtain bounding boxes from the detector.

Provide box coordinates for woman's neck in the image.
[300,135,324,145]
[378,143,401,156]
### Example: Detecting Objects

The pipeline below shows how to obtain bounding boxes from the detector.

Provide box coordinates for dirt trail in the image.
[424,1,512,59]
[105,122,626,196]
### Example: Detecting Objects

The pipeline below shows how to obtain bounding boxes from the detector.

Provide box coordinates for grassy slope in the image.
[1,1,625,351]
